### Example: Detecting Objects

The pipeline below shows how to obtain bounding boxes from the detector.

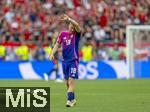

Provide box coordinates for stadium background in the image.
[0,0,150,79]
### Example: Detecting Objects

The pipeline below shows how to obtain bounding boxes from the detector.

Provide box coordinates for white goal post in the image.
[126,25,150,78]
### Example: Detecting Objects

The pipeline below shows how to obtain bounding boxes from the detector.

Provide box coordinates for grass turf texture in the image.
[0,79,150,112]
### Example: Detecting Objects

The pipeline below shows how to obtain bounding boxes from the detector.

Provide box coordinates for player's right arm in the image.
[50,43,59,60]
[50,31,63,60]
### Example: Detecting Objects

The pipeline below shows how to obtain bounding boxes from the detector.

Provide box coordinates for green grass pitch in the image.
[0,79,150,112]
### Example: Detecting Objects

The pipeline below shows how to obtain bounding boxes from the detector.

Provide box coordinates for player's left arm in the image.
[61,14,81,33]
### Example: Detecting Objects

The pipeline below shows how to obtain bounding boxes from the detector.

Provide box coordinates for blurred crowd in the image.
[0,0,150,61]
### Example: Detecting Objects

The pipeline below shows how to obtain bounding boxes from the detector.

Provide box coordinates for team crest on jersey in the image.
[64,37,67,40]
[70,34,74,38]
[65,39,71,45]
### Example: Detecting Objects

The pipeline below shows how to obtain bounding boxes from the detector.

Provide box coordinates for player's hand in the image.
[50,54,55,60]
[60,14,70,21]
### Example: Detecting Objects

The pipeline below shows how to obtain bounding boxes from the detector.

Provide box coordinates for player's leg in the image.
[66,77,76,107]
[62,61,69,89]
[65,79,69,89]
[66,79,77,107]
[66,60,78,107]
[62,61,74,107]
[66,78,75,101]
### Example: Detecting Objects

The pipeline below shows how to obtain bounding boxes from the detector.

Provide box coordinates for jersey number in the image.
[71,68,77,74]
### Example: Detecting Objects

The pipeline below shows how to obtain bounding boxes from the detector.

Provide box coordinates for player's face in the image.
[69,23,74,32]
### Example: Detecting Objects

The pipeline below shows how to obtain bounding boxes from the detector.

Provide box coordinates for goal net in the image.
[126,25,150,78]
